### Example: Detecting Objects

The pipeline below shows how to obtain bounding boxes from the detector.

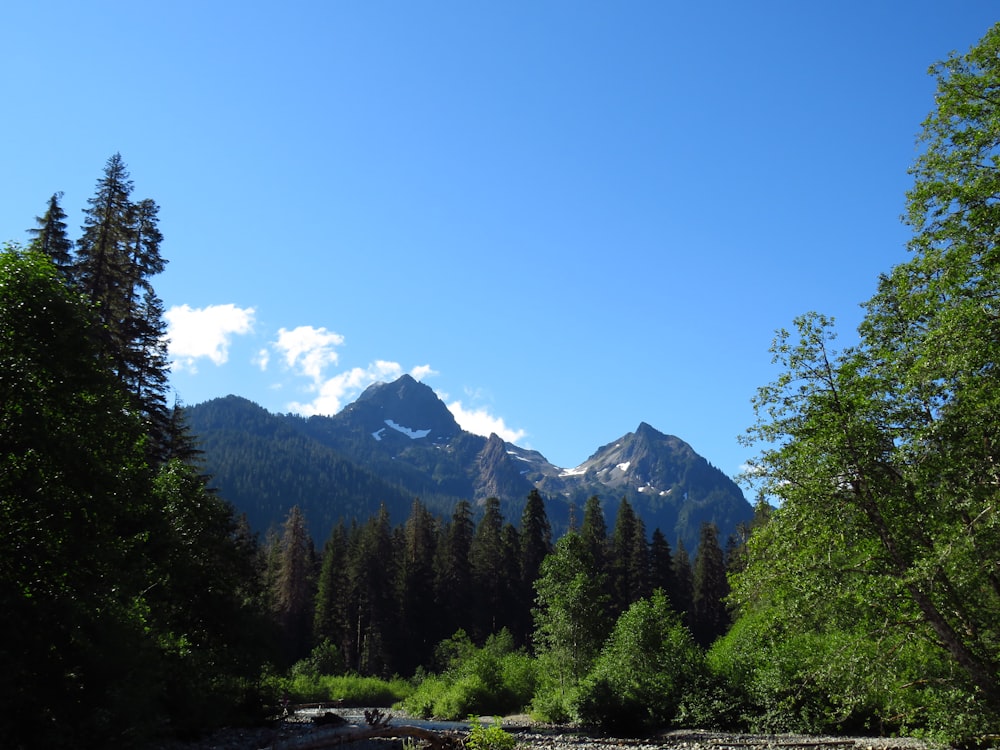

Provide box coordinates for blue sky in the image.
[3,3,997,481]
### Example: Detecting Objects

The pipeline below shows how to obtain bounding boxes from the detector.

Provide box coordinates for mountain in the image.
[184,375,753,552]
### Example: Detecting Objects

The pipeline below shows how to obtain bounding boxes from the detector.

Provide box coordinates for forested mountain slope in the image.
[185,375,753,550]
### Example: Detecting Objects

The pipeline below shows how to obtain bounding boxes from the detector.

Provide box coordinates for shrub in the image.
[403,630,537,720]
[573,590,705,733]
[466,717,517,750]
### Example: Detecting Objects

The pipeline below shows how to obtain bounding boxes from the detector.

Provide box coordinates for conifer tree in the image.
[470,497,515,640]
[580,495,609,577]
[272,505,315,664]
[75,155,171,458]
[28,191,74,275]
[517,489,552,642]
[314,520,349,665]
[691,522,730,646]
[648,527,676,602]
[519,489,552,587]
[671,540,695,622]
[346,505,398,675]
[435,500,475,638]
[398,500,439,671]
[610,497,647,613]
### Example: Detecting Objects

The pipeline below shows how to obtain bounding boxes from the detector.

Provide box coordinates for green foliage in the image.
[284,673,412,705]
[466,717,517,750]
[573,590,705,734]
[404,631,537,720]
[730,23,1000,745]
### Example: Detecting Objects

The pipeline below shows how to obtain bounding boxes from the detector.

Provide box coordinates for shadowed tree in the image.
[28,191,74,275]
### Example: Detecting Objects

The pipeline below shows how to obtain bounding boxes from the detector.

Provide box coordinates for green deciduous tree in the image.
[531,532,611,721]
[574,589,705,733]
[732,23,1000,741]
[0,245,153,747]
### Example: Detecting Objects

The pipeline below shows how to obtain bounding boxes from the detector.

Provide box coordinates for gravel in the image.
[148,711,948,750]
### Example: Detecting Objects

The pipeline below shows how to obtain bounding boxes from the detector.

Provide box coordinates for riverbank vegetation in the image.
[4,20,1000,750]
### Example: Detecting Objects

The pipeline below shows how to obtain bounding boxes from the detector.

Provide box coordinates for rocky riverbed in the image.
[150,709,947,750]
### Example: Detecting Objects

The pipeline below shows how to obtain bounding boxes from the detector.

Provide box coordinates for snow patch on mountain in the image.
[385,419,431,439]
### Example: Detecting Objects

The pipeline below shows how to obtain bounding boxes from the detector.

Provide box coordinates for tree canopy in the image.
[731,22,1000,739]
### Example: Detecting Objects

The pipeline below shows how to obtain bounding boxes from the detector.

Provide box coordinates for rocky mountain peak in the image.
[342,374,461,441]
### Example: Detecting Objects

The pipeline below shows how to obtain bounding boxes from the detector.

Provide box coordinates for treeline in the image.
[261,493,741,677]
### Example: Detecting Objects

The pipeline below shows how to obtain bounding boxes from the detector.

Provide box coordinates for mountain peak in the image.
[342,375,461,440]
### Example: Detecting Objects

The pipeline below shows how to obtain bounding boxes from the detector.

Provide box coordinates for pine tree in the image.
[27,192,74,275]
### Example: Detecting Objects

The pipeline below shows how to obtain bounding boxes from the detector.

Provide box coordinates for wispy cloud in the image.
[165,303,256,372]
[447,400,527,444]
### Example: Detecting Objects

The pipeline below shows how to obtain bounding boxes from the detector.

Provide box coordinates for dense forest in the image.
[3,21,1000,748]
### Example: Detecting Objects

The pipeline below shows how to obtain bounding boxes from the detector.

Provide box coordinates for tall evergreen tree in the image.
[580,495,609,577]
[398,500,439,672]
[691,522,730,647]
[519,489,552,587]
[347,505,398,676]
[672,540,695,623]
[75,155,171,457]
[434,500,475,639]
[517,489,552,643]
[610,497,647,613]
[313,520,349,668]
[27,191,74,275]
[648,527,676,603]
[76,153,134,344]
[272,505,315,664]
[470,497,516,640]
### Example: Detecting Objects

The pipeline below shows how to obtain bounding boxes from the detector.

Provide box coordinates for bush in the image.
[466,717,517,750]
[573,590,705,733]
[280,672,412,706]
[403,630,537,720]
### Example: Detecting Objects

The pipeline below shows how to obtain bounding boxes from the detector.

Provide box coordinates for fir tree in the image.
[398,500,439,671]
[27,191,74,275]
[691,522,730,647]
[272,505,315,664]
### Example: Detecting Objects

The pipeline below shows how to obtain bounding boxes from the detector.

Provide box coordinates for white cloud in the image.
[410,364,438,380]
[273,326,346,383]
[289,360,404,416]
[448,400,527,444]
[165,303,256,372]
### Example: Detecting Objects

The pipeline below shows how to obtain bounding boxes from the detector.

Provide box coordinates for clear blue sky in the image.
[3,3,997,480]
